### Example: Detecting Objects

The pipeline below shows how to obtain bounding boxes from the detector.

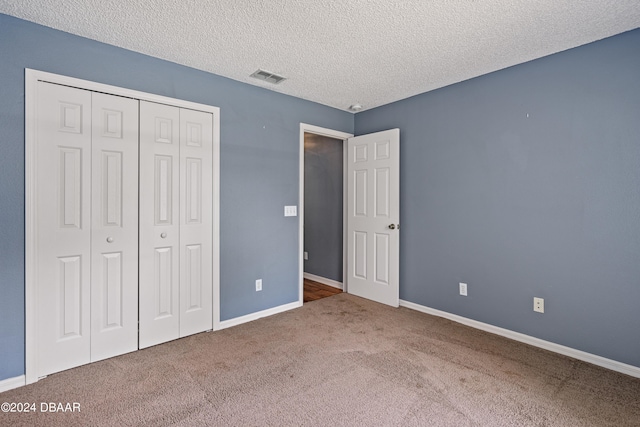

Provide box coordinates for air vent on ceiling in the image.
[250,69,287,84]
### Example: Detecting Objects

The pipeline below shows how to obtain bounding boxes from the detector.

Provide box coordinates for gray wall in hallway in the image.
[354,28,640,368]
[0,13,353,381]
[304,133,344,282]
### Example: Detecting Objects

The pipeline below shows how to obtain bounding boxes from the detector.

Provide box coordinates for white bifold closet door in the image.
[90,92,139,361]
[139,101,213,349]
[35,82,139,377]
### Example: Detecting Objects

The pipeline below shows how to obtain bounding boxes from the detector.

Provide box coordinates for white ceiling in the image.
[2,1,639,112]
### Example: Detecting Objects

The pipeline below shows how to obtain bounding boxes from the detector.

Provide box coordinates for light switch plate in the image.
[284,206,297,217]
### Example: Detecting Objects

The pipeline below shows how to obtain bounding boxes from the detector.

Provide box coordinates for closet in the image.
[31,76,216,379]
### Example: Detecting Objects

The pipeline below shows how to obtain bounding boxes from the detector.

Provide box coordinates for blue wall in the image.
[304,133,344,282]
[355,29,640,367]
[0,14,353,381]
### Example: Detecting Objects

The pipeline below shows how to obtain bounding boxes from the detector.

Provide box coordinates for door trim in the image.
[25,69,221,384]
[298,124,353,304]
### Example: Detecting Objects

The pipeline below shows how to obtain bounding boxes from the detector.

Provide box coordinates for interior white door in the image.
[36,82,92,376]
[179,108,213,336]
[139,101,181,348]
[346,129,400,307]
[90,92,139,361]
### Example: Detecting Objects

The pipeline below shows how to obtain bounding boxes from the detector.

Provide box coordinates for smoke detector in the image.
[349,104,363,112]
[250,69,287,84]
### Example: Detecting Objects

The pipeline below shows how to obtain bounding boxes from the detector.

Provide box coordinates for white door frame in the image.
[298,124,353,303]
[25,69,221,384]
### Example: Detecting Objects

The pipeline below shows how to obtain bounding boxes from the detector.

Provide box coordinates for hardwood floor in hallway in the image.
[303,279,342,303]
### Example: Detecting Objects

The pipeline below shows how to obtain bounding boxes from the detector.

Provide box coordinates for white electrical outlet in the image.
[459,282,468,296]
[534,297,544,313]
[303,251,308,260]
[256,279,262,292]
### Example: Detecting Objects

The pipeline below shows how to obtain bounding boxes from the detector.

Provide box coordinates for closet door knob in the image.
[160,232,167,238]
[106,237,114,243]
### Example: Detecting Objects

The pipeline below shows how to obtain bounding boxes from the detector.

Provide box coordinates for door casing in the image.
[298,124,353,303]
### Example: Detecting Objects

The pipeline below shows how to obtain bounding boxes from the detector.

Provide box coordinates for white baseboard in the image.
[0,375,26,393]
[218,301,302,330]
[303,272,343,290]
[400,300,640,379]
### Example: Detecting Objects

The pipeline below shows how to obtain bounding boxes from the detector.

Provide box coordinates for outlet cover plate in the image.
[256,279,262,292]
[459,282,468,296]
[534,297,544,313]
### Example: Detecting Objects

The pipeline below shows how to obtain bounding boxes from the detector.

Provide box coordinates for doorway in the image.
[299,125,401,307]
[299,124,352,303]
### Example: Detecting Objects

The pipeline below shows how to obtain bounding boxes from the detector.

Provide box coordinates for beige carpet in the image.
[1,293,639,426]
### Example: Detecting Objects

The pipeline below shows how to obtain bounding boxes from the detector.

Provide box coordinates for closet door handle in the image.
[106,237,114,243]
[160,232,167,239]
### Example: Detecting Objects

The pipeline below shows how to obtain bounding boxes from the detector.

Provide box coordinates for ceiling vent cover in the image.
[250,69,287,84]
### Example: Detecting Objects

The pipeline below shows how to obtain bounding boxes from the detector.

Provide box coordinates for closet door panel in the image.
[179,109,213,336]
[36,82,92,376]
[139,101,180,349]
[90,92,139,361]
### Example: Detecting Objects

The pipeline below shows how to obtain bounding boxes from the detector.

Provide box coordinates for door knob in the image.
[106,237,114,243]
[160,232,167,238]
[388,224,396,230]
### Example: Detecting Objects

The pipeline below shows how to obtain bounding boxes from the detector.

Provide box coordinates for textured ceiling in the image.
[2,1,639,112]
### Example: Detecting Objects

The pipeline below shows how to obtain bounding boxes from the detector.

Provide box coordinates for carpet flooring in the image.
[1,293,639,426]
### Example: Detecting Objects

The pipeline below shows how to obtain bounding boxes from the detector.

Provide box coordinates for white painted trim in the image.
[342,140,348,293]
[25,69,39,385]
[25,68,221,384]
[217,301,302,330]
[400,300,640,379]
[303,272,343,290]
[0,375,26,393]
[211,106,221,332]
[26,69,220,114]
[299,124,353,306]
